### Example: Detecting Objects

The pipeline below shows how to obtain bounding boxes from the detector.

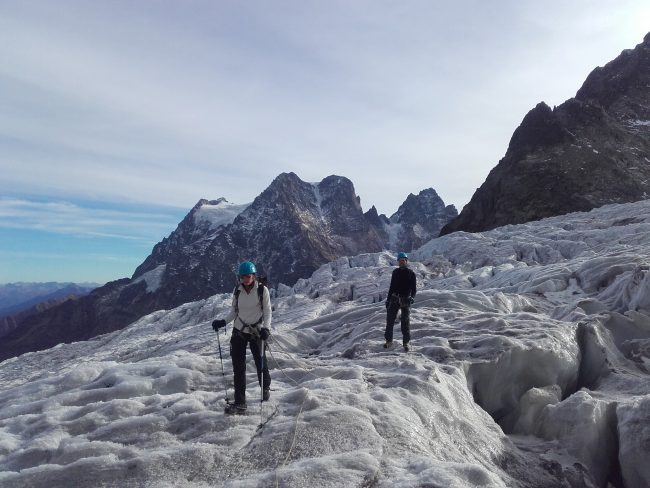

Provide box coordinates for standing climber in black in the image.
[212,261,272,415]
[384,252,417,351]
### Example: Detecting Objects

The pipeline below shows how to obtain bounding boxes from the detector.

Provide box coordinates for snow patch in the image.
[311,182,324,217]
[629,119,650,126]
[193,199,249,230]
[384,222,403,250]
[131,264,166,293]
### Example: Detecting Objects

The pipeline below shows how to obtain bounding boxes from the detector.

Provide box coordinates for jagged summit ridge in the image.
[222,172,385,284]
[387,188,458,250]
[0,172,456,361]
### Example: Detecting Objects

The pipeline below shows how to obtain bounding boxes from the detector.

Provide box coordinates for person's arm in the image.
[222,291,238,324]
[410,270,417,298]
[262,286,272,329]
[387,269,396,298]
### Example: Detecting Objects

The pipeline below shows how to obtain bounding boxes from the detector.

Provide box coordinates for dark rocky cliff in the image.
[441,33,650,235]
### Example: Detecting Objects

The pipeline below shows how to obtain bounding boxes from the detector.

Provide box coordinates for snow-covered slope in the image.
[192,198,250,233]
[2,200,650,487]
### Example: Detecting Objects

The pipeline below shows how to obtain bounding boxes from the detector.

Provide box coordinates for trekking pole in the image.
[259,338,265,426]
[216,327,230,404]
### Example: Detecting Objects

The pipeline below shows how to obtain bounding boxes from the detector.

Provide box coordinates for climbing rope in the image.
[266,328,443,487]
[266,334,384,487]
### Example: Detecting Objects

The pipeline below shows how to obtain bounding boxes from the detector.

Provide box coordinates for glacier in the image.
[1,200,650,487]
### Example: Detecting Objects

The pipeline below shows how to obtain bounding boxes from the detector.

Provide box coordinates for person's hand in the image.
[212,319,227,331]
[385,299,390,310]
[260,327,270,340]
[409,297,414,304]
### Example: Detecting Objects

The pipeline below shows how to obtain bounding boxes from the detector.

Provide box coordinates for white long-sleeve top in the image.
[223,281,272,333]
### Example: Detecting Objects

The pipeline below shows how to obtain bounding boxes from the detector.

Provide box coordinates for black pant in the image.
[230,328,271,406]
[385,301,410,344]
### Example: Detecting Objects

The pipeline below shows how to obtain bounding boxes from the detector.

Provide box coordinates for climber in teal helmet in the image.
[384,252,416,351]
[212,260,273,415]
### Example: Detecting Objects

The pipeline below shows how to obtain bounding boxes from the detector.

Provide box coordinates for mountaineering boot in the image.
[403,342,410,352]
[224,403,247,415]
[383,341,393,349]
[263,389,270,401]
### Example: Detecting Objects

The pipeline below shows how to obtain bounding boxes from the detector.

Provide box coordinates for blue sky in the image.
[1,0,649,284]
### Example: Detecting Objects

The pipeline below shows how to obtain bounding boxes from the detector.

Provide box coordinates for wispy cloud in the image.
[1,0,649,283]
[0,198,179,242]
[1,249,141,263]
[0,0,648,216]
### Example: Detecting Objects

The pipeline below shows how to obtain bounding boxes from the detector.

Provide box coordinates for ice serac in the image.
[441,32,650,235]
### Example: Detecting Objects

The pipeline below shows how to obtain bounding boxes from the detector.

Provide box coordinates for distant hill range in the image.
[0,282,99,317]
[0,173,455,361]
[0,283,99,339]
[441,32,650,235]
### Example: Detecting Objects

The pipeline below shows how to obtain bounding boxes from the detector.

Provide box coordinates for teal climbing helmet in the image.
[238,261,257,276]
[397,252,408,260]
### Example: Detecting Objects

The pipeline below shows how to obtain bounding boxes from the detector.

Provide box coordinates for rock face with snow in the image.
[2,200,650,487]
[134,172,386,296]
[387,188,457,250]
[0,173,395,361]
[441,32,650,235]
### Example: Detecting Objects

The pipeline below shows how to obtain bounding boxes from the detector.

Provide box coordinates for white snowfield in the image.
[2,201,650,487]
[193,199,251,232]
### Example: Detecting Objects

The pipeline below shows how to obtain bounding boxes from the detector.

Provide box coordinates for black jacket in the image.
[388,266,416,298]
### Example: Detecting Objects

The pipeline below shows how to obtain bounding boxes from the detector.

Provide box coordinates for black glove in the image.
[260,327,270,340]
[212,319,227,331]
[385,299,390,310]
[409,297,414,304]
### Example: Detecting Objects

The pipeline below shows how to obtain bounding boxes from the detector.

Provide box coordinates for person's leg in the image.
[230,329,248,405]
[250,336,271,390]
[385,302,399,343]
[400,306,411,345]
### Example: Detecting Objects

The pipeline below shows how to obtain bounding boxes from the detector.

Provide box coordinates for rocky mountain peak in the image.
[364,205,389,225]
[260,172,309,202]
[0,172,455,361]
[133,196,242,280]
[387,188,458,250]
[230,173,383,282]
[271,171,302,185]
[441,32,650,236]
[390,188,447,223]
[317,176,367,234]
[575,34,650,112]
[505,102,568,157]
